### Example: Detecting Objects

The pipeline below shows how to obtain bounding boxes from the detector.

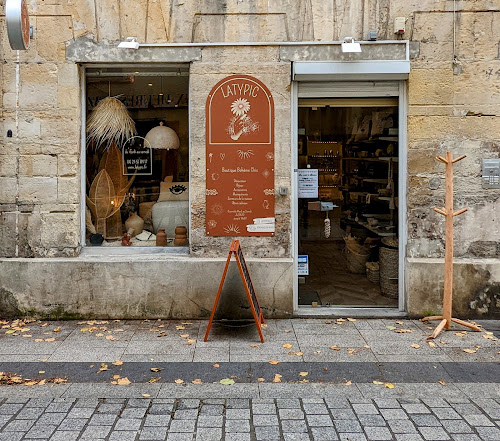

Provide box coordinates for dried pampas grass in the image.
[86,97,136,149]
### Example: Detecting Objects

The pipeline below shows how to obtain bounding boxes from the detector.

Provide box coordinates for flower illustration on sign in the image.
[228,98,259,141]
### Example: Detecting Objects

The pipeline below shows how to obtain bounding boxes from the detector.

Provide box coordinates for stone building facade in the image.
[1,0,500,319]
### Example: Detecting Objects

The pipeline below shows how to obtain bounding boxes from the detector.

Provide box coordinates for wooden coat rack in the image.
[421,152,482,339]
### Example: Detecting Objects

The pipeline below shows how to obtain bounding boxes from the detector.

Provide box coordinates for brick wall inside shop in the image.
[0,1,500,317]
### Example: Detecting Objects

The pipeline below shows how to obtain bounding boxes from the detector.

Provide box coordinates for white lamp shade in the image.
[145,122,180,150]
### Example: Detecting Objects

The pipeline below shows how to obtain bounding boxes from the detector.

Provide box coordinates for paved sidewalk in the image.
[0,318,497,440]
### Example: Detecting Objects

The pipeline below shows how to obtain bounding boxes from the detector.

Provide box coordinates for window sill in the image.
[80,246,189,256]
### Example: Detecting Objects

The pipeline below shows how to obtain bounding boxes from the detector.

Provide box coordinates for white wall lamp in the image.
[341,37,362,53]
[118,37,140,50]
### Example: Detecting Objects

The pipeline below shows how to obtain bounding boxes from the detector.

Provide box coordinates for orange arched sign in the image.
[206,75,275,237]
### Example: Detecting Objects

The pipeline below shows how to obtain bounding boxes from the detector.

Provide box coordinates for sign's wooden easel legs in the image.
[421,152,482,339]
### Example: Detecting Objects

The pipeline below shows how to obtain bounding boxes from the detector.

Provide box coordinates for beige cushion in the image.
[158,182,189,202]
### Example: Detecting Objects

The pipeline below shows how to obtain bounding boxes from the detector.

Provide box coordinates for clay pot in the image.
[156,229,167,247]
[175,226,187,235]
[174,237,188,246]
[125,213,144,237]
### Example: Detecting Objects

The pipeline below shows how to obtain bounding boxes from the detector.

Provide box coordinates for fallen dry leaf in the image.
[117,377,131,385]
[428,341,437,348]
[455,332,466,337]
[364,345,371,349]
[314,350,321,354]
[463,348,477,354]
[345,380,352,386]
[250,344,260,349]
[148,377,161,384]
[96,333,104,337]
[439,380,447,385]
[53,327,61,333]
[395,329,413,334]
[150,367,162,373]
[22,335,32,338]
[97,363,109,374]
[282,344,292,349]
[212,363,220,368]
[179,334,189,338]
[329,346,341,351]
[295,352,303,356]
[174,379,184,384]
[347,318,356,322]
[269,360,280,365]
[44,338,55,342]
[260,324,268,329]
[220,378,235,385]
[395,321,403,325]
[142,394,151,398]
[38,371,45,374]
[272,374,282,383]
[105,335,117,341]
[386,326,396,331]
[384,383,395,389]
[284,329,292,333]
[257,377,265,382]
[411,344,420,349]
[192,379,203,385]
[373,380,384,385]
[113,374,120,380]
[112,360,123,366]
[299,372,308,377]
[186,339,196,345]
[176,326,185,330]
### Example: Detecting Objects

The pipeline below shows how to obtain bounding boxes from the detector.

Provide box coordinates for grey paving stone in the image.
[127,398,152,408]
[374,398,401,409]
[121,407,148,418]
[46,402,73,413]
[338,433,367,441]
[199,405,224,415]
[334,420,362,433]
[306,414,334,427]
[89,413,118,425]
[174,409,198,420]
[330,409,356,420]
[411,415,442,427]
[149,404,174,414]
[168,419,196,433]
[226,408,251,419]
[38,412,67,425]
[166,433,194,441]
[0,415,11,429]
[115,417,142,431]
[304,403,329,414]
[418,426,450,440]
[139,427,168,440]
[440,419,472,433]
[177,399,200,409]
[358,414,387,427]
[144,414,170,427]
[463,413,495,426]
[202,399,225,405]
[255,425,281,440]
[352,403,379,415]
[281,419,308,433]
[227,399,250,409]
[431,408,461,420]
[395,435,425,441]
[449,435,481,441]
[26,398,53,407]
[97,403,123,414]
[15,407,45,420]
[80,425,112,440]
[303,398,327,404]
[197,415,223,427]
[277,399,301,409]
[283,433,310,441]
[388,419,418,433]
[74,398,99,408]
[252,403,276,414]
[49,430,80,441]
[58,418,88,431]
[279,408,305,419]
[67,407,95,419]
[0,434,23,441]
[109,431,139,441]
[475,426,500,441]
[403,404,431,414]
[253,414,279,426]
[195,427,222,441]
[325,398,350,409]
[421,399,450,408]
[311,426,339,440]
[0,403,24,414]
[224,433,251,441]
[225,419,250,433]
[4,419,36,431]
[25,424,58,438]
[454,404,481,415]
[381,408,410,420]
[364,426,393,440]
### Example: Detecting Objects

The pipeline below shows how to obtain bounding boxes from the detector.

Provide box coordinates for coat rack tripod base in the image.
[420,153,482,340]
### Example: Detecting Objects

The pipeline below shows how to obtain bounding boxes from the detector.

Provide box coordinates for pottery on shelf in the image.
[156,229,167,247]
[125,213,144,237]
[174,225,188,246]
[89,233,104,246]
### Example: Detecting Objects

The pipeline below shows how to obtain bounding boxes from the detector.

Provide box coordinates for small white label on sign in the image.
[298,255,309,276]
[247,223,275,233]
[298,169,318,198]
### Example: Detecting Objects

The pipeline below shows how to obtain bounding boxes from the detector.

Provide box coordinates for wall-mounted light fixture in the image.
[118,37,140,50]
[341,37,361,53]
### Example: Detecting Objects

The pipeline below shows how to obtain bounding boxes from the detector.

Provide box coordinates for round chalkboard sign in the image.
[6,0,30,50]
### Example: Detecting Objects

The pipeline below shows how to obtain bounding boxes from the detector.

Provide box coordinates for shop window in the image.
[84,66,189,248]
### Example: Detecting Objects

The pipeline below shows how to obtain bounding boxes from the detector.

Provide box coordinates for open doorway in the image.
[297,98,399,308]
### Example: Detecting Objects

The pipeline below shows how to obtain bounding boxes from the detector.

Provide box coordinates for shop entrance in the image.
[295,92,402,310]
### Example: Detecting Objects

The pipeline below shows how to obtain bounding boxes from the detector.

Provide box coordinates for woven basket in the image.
[365,262,380,284]
[379,241,398,298]
[380,275,398,298]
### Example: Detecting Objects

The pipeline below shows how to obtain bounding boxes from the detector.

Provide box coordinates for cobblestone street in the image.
[0,318,497,440]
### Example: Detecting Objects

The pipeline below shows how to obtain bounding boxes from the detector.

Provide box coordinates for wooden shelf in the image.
[343,157,398,162]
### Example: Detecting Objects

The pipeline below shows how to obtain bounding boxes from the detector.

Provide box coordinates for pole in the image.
[443,151,453,328]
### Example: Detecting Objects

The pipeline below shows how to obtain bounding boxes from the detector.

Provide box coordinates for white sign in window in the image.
[298,169,318,198]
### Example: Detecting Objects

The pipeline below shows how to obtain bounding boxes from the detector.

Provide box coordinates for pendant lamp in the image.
[145,122,180,150]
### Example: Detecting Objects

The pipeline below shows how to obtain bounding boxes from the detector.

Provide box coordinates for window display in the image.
[85,66,189,247]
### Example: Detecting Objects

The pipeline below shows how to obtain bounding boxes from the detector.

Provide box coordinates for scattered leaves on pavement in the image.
[427,341,437,348]
[112,360,123,366]
[411,344,420,349]
[439,380,447,385]
[299,372,308,377]
[282,344,292,349]
[272,374,282,383]
[148,377,161,383]
[220,378,235,385]
[269,360,280,365]
[142,394,150,398]
[150,367,162,373]
[345,380,352,386]
[192,379,203,385]
[329,346,341,351]
[174,379,184,384]
[213,364,220,368]
[463,348,477,354]
[384,383,395,389]
[257,377,265,382]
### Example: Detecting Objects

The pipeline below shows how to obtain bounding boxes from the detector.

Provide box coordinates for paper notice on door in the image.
[298,169,318,198]
[298,255,309,276]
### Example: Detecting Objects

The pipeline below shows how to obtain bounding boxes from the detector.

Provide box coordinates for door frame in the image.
[291,80,408,317]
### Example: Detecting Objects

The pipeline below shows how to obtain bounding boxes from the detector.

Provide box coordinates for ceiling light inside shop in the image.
[341,36,362,53]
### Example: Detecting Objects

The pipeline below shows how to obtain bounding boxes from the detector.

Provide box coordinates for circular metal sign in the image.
[6,0,30,50]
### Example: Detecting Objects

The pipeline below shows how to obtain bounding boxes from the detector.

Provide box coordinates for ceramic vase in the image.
[156,229,167,246]
[125,213,144,237]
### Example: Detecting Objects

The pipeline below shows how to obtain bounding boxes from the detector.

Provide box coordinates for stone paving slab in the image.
[0,395,499,440]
